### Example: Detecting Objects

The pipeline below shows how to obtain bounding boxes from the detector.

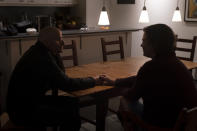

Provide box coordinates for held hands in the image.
[94,75,115,86]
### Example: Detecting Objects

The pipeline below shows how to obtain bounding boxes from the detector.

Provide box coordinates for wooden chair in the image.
[120,107,197,131]
[61,40,78,66]
[101,36,124,62]
[175,36,197,61]
[100,36,125,114]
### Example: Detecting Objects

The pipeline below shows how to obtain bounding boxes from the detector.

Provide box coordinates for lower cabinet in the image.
[9,38,37,70]
[0,38,37,85]
[61,32,131,67]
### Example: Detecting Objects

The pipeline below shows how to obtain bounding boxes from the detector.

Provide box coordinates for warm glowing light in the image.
[139,6,149,23]
[172,7,182,22]
[98,6,110,25]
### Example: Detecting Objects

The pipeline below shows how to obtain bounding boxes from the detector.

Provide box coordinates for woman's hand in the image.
[99,75,115,86]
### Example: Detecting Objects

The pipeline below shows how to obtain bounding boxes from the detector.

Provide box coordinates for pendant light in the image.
[172,0,182,22]
[139,0,149,23]
[98,0,110,29]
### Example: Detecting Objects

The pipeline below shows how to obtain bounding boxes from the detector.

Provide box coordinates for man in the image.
[101,24,197,129]
[6,27,102,131]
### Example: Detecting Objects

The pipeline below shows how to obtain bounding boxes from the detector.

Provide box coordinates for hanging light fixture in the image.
[139,0,149,23]
[172,0,182,22]
[98,0,110,29]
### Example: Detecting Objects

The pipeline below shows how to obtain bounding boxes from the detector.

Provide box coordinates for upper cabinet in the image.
[0,0,77,6]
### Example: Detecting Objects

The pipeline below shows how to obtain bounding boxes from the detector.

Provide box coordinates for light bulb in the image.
[98,6,110,25]
[139,6,149,23]
[172,7,182,22]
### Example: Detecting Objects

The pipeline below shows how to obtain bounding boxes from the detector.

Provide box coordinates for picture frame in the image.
[185,0,197,22]
[117,0,135,4]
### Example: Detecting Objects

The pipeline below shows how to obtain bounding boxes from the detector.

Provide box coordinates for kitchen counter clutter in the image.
[0,28,141,40]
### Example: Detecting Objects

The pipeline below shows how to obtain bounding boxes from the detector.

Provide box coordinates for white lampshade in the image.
[98,6,110,25]
[172,7,182,22]
[139,6,149,23]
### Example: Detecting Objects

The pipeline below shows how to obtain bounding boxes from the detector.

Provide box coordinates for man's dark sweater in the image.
[6,41,95,126]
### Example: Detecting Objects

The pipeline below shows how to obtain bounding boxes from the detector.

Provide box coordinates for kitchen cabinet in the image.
[48,0,77,5]
[61,32,130,66]
[0,0,77,6]
[0,38,36,73]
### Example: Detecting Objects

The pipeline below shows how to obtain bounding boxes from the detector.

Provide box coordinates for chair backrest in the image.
[175,36,197,61]
[101,36,124,62]
[61,40,78,66]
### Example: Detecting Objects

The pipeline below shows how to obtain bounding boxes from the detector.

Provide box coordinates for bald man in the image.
[7,27,101,131]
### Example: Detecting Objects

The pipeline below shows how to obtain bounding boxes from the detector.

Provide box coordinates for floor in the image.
[79,97,124,131]
[80,114,124,131]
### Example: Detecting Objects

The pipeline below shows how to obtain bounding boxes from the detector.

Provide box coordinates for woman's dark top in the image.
[117,53,197,128]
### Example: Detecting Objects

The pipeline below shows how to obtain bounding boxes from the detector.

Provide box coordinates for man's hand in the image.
[94,76,104,85]
[99,75,115,86]
[94,75,115,86]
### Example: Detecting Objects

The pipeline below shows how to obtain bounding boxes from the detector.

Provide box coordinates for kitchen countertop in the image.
[0,28,141,40]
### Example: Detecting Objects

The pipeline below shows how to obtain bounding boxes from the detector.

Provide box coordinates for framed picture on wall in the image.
[117,0,135,4]
[185,0,197,21]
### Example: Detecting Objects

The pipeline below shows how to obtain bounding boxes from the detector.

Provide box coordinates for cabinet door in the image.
[32,0,47,4]
[21,38,37,55]
[10,40,21,70]
[26,0,48,4]
[48,0,76,4]
[17,0,26,3]
[26,0,34,3]
[48,0,65,4]
[10,38,36,69]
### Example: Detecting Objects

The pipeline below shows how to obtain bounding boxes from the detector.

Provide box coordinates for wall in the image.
[86,0,197,61]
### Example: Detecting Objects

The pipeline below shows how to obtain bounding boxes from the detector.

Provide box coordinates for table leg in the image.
[96,99,108,131]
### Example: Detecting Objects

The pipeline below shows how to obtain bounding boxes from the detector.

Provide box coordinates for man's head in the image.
[39,27,64,55]
[141,24,176,58]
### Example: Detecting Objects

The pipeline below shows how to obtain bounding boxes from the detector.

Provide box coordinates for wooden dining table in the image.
[63,56,197,131]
